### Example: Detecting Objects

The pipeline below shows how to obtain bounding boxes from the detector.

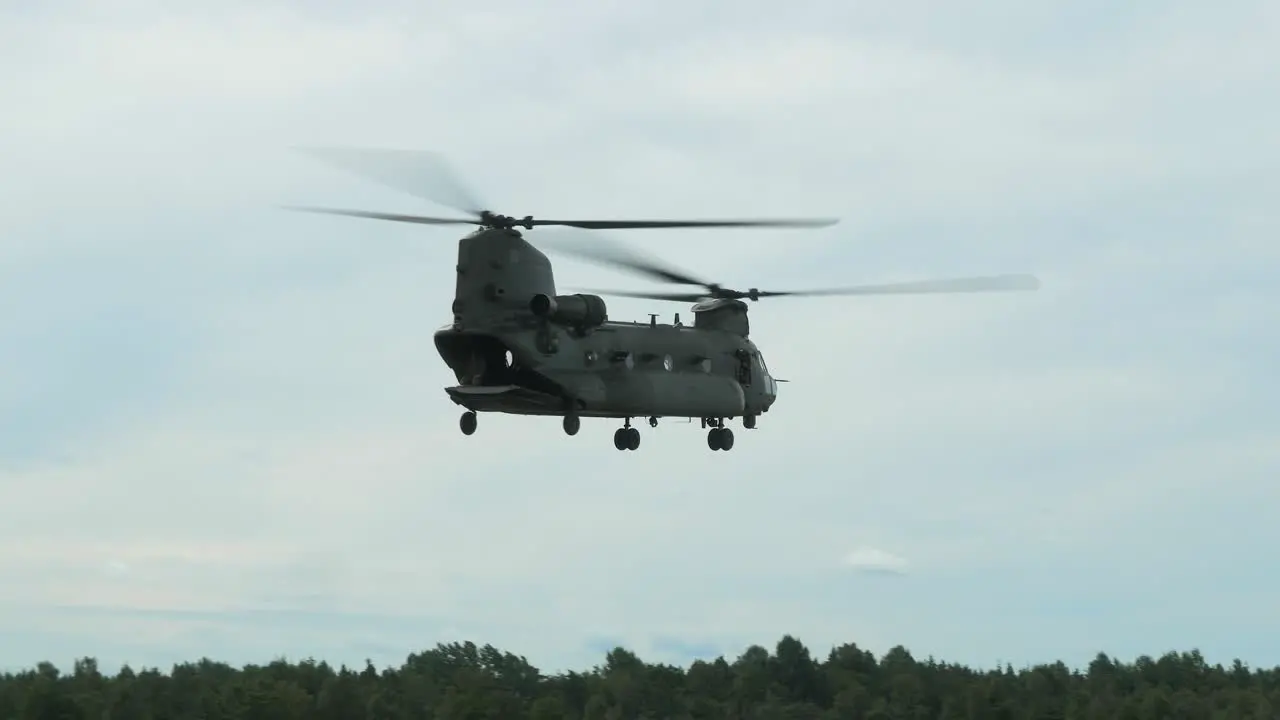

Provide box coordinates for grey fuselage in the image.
[432,228,779,420]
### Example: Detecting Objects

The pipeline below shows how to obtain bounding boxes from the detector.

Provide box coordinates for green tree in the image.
[1,635,1277,720]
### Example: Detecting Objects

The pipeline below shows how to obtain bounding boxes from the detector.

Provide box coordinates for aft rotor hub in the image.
[477,211,536,230]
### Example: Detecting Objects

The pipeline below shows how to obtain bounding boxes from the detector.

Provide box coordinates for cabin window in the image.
[584,350,597,364]
[663,354,673,371]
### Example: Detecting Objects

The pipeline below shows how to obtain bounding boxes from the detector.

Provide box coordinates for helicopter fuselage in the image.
[433,318,778,420]
[432,227,778,424]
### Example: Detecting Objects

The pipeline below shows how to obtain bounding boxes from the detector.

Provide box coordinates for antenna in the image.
[649,313,658,327]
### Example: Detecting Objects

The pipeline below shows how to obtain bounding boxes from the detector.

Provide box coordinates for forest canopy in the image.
[2,636,1277,719]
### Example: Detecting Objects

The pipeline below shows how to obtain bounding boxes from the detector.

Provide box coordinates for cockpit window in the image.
[755,352,769,374]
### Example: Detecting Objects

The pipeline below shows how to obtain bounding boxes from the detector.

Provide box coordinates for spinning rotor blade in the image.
[576,274,1041,303]
[294,146,487,217]
[531,218,838,230]
[282,206,479,226]
[753,274,1042,297]
[535,233,718,288]
[544,233,1039,302]
[293,146,839,233]
[573,289,711,303]
[285,206,839,233]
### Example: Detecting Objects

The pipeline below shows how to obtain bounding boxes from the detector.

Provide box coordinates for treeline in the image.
[2,636,1278,719]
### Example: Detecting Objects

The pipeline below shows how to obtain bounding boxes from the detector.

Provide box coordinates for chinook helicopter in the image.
[288,148,1040,452]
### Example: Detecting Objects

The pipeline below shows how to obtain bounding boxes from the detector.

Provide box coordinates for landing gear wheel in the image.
[708,427,735,451]
[648,416,658,428]
[613,427,641,451]
[563,414,580,436]
[460,411,477,436]
[743,414,757,430]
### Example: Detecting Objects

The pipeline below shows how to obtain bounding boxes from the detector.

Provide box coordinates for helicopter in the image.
[287,147,1040,452]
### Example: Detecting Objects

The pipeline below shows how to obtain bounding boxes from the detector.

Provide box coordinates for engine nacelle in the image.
[530,293,608,329]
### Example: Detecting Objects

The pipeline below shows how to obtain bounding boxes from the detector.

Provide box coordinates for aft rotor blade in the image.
[757,274,1042,297]
[293,146,487,217]
[572,288,710,303]
[282,206,479,226]
[534,234,716,288]
[530,218,838,230]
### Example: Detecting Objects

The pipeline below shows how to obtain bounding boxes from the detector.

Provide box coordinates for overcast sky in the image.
[2,0,1277,675]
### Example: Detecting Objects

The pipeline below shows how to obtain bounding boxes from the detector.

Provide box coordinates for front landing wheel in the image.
[563,414,581,436]
[460,411,477,436]
[614,427,641,451]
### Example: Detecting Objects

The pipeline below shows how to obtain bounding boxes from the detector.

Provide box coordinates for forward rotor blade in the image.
[282,205,479,226]
[757,274,1041,297]
[534,234,716,288]
[530,218,838,230]
[571,288,711,303]
[293,146,487,217]
[574,273,1040,304]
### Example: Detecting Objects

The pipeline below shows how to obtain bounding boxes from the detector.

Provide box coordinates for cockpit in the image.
[754,351,778,399]
[734,345,778,405]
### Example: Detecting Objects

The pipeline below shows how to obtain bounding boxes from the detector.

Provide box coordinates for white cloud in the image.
[1,0,1277,673]
[843,548,910,575]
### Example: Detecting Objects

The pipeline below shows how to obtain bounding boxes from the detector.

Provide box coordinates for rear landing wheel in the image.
[460,411,477,436]
[708,427,734,451]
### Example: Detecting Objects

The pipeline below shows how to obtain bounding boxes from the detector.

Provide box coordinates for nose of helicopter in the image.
[766,376,787,408]
[764,375,779,407]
